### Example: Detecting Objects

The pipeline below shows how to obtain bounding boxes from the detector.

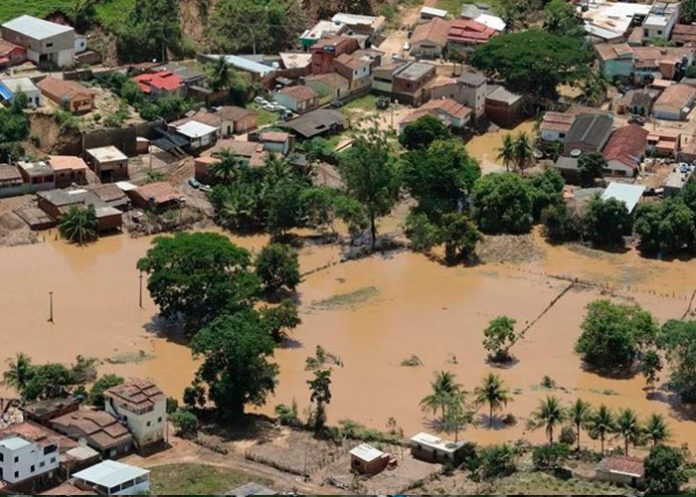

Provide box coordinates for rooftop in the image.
[104,379,166,411]
[597,455,645,478]
[259,131,291,142]
[73,460,149,488]
[0,76,38,95]
[541,111,576,133]
[335,53,370,71]
[175,120,219,138]
[206,55,276,77]
[0,421,66,447]
[22,396,80,418]
[672,23,696,43]
[300,20,345,42]
[37,77,93,100]
[582,1,651,41]
[422,97,472,120]
[458,71,487,87]
[2,15,74,41]
[17,159,53,177]
[350,443,386,462]
[86,146,127,163]
[602,124,648,169]
[601,182,646,213]
[566,113,614,149]
[410,17,451,47]
[278,85,318,101]
[130,182,182,205]
[48,155,88,172]
[421,6,448,18]
[133,71,182,93]
[410,432,464,453]
[0,164,21,182]
[216,105,255,121]
[448,18,497,45]
[51,409,132,449]
[305,72,349,89]
[654,83,696,111]
[281,108,344,138]
[395,61,436,81]
[279,52,312,69]
[486,85,522,105]
[331,13,384,27]
[0,436,31,451]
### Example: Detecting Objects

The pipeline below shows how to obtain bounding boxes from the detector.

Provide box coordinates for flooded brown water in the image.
[1,227,695,450]
[467,121,537,174]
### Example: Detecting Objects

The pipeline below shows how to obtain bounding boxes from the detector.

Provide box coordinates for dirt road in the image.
[377,0,434,60]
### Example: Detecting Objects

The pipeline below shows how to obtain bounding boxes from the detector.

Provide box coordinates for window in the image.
[146,421,151,427]
[0,452,3,462]
[157,417,162,423]
[30,465,35,473]
[40,461,45,468]
[14,471,19,479]
[46,42,53,48]
[657,30,663,35]
[50,457,56,464]
[14,456,18,463]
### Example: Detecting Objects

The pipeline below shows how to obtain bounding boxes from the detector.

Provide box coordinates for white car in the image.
[254,96,268,105]
[403,41,411,51]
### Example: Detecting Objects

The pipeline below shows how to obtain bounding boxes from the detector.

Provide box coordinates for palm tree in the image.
[420,371,464,421]
[264,153,291,187]
[587,404,616,455]
[513,132,533,174]
[497,134,515,172]
[474,373,512,427]
[644,413,670,447]
[569,399,592,451]
[209,149,242,184]
[530,395,567,444]
[2,352,33,396]
[59,205,98,245]
[615,408,642,456]
[205,57,234,93]
[580,73,609,107]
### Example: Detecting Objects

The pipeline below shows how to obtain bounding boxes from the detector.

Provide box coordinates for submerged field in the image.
[0,225,694,449]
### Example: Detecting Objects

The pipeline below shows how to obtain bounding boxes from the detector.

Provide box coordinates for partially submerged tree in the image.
[587,404,616,454]
[255,243,301,293]
[529,396,567,444]
[59,205,98,245]
[474,373,512,427]
[482,316,518,363]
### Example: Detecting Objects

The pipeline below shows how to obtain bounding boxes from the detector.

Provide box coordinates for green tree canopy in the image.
[578,152,606,187]
[575,300,658,370]
[137,232,260,330]
[191,309,278,419]
[59,205,98,245]
[582,196,633,247]
[482,316,518,363]
[469,29,592,99]
[634,199,696,257]
[644,444,687,495]
[529,395,567,444]
[471,172,533,234]
[544,0,584,37]
[399,115,450,150]
[659,319,696,402]
[474,373,512,427]
[255,243,300,293]
[116,0,183,63]
[87,374,124,406]
[541,202,581,243]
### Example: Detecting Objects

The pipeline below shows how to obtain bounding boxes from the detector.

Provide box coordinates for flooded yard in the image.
[1,226,695,450]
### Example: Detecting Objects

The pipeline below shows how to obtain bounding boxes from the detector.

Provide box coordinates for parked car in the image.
[254,96,268,105]
[403,41,411,51]
[376,96,390,110]
[330,99,343,108]
[187,177,201,189]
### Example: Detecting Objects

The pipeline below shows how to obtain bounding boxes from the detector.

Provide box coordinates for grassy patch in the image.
[342,94,378,112]
[106,350,154,365]
[309,286,380,311]
[94,0,136,29]
[0,0,74,22]
[492,471,629,495]
[149,464,270,495]
[249,104,278,127]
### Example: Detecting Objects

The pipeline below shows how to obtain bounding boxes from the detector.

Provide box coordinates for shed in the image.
[410,432,468,464]
[73,460,150,496]
[596,455,644,488]
[601,182,646,213]
[84,146,128,182]
[280,109,345,139]
[0,76,41,107]
[350,443,390,475]
[420,6,448,19]
[128,182,182,211]
[173,120,219,151]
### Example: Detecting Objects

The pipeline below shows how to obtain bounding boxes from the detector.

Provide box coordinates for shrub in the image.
[532,442,570,470]
[166,397,179,414]
[171,409,199,438]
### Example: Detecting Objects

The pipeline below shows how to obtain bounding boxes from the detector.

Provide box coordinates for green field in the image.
[94,0,136,29]
[0,0,135,29]
[149,463,271,495]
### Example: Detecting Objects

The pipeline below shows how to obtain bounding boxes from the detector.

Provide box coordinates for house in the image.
[410,18,450,59]
[133,71,183,99]
[50,410,133,458]
[273,85,318,113]
[596,455,645,488]
[447,19,497,53]
[37,77,94,114]
[392,61,437,106]
[84,146,128,182]
[425,76,458,101]
[305,73,350,102]
[653,83,696,120]
[104,379,167,449]
[581,2,651,42]
[334,53,372,92]
[540,112,576,143]
[88,184,130,211]
[631,46,694,82]
[258,131,293,155]
[48,155,88,187]
[279,52,313,75]
[601,182,646,213]
[0,39,26,68]
[420,6,448,20]
[672,23,696,45]
[330,13,385,40]
[21,397,80,426]
[350,443,390,475]
[602,124,648,177]
[595,43,634,80]
[617,89,658,115]
[128,182,183,212]
[647,129,680,157]
[0,77,41,107]
[72,460,150,496]
[0,433,59,485]
[172,120,219,152]
[485,85,523,128]
[455,72,487,118]
[402,98,472,130]
[460,4,506,32]
[280,109,345,139]
[372,62,405,95]
[352,48,384,69]
[194,141,267,182]
[37,189,123,231]
[1,15,76,67]
[204,55,276,85]
[0,164,25,198]
[217,106,257,135]
[642,1,679,40]
[563,113,614,155]
[300,20,347,50]
[410,432,468,464]
[150,61,205,89]
[310,36,358,74]
[17,159,55,191]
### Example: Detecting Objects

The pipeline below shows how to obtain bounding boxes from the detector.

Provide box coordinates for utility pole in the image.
[139,272,143,309]
[48,292,54,323]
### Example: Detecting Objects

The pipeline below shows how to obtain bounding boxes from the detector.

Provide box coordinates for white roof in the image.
[300,20,344,41]
[279,52,312,69]
[420,6,449,18]
[176,120,219,138]
[582,1,651,40]
[473,13,506,32]
[350,443,385,462]
[601,182,646,213]
[0,77,39,93]
[411,432,464,453]
[0,436,31,451]
[331,13,379,26]
[74,460,149,488]
[2,15,74,41]
[66,445,99,461]
[115,180,138,192]
[86,146,127,162]
[207,55,275,77]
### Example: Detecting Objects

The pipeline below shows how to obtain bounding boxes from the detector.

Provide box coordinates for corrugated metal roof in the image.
[420,6,448,17]
[73,460,149,488]
[176,120,219,138]
[206,55,275,77]
[0,82,12,101]
[2,15,73,41]
[601,182,646,213]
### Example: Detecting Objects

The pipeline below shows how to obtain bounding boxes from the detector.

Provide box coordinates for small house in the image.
[133,71,183,99]
[401,98,472,130]
[350,443,390,475]
[539,112,576,143]
[50,410,133,458]
[280,109,345,139]
[36,189,123,231]
[0,39,26,68]
[653,83,696,120]
[647,130,680,157]
[447,19,497,53]
[0,434,59,485]
[0,164,25,198]
[595,43,634,80]
[330,13,385,40]
[334,53,372,92]
[410,432,468,464]
[172,120,219,152]
[392,61,437,106]
[485,85,523,128]
[299,20,348,50]
[310,36,359,74]
[37,77,94,114]
[601,182,646,214]
[563,113,614,155]
[217,106,257,135]
[128,182,183,212]
[17,159,55,191]
[84,146,128,182]
[1,15,76,68]
[150,61,205,89]
[305,73,350,103]
[456,72,487,118]
[596,455,644,488]
[616,89,657,116]
[0,77,41,107]
[273,85,318,113]
[602,124,648,177]
[73,460,150,496]
[258,131,293,156]
[48,155,88,187]
[410,18,450,59]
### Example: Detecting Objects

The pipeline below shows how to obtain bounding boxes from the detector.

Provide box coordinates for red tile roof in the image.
[48,155,88,172]
[654,83,696,111]
[422,97,472,121]
[37,77,94,101]
[133,71,182,93]
[541,112,576,133]
[448,19,497,45]
[260,131,291,142]
[672,24,696,44]
[279,85,318,102]
[51,410,132,450]
[131,182,181,206]
[335,53,369,71]
[411,18,451,47]
[598,455,644,478]
[602,124,648,170]
[0,39,24,57]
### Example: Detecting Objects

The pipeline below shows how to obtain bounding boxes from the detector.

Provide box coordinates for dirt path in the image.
[377,0,434,59]
[123,434,344,495]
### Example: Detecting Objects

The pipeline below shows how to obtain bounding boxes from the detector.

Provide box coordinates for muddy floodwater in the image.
[466,121,537,174]
[1,227,696,450]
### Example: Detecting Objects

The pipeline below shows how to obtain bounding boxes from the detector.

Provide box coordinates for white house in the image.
[0,435,59,484]
[1,15,76,67]
[0,77,42,108]
[104,379,167,450]
[173,120,219,152]
[72,460,150,496]
[642,2,679,40]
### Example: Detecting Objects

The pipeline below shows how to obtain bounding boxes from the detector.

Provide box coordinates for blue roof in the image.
[0,83,13,101]
[207,54,276,77]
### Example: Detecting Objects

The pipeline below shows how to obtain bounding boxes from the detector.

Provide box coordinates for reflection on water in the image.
[0,227,695,450]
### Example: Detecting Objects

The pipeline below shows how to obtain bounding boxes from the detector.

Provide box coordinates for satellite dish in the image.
[570,149,582,158]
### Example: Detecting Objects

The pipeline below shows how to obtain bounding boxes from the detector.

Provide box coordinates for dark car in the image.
[376,96,390,110]
[330,99,343,108]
